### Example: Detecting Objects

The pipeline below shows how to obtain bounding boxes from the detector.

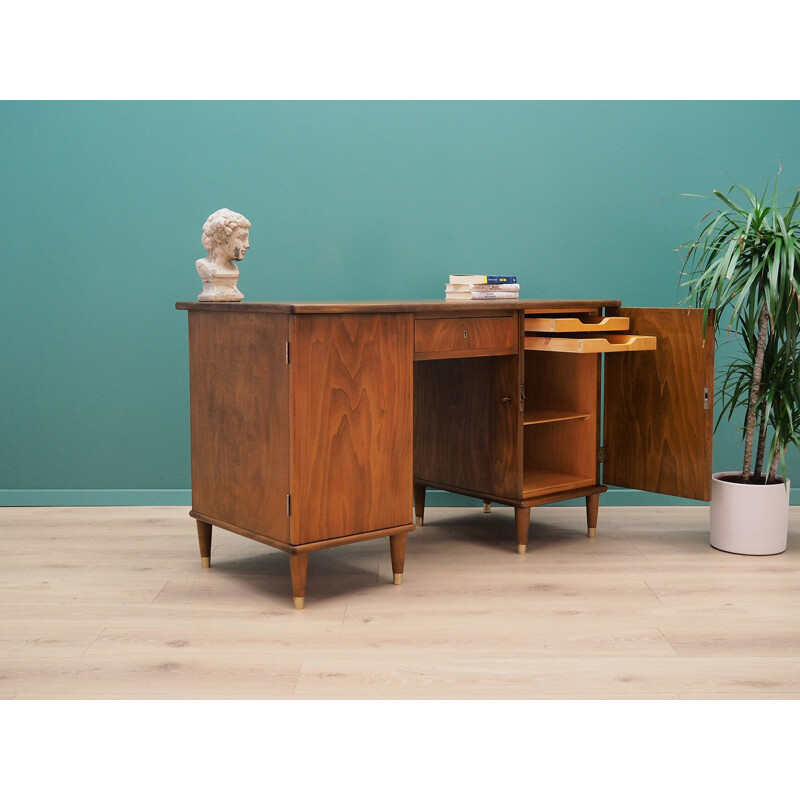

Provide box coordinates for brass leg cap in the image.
[415,516,423,527]
[483,502,492,513]
[393,573,403,585]
[517,544,527,555]
[293,596,305,610]
[588,527,597,539]
[201,556,211,568]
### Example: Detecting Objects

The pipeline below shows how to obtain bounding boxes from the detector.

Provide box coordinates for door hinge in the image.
[598,447,606,463]
[704,387,709,410]
[285,342,290,364]
[286,494,291,515]
[519,383,525,414]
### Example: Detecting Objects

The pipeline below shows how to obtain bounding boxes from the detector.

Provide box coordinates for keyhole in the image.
[463,329,468,339]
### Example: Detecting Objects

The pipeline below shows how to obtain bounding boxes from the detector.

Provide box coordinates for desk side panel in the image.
[291,313,413,545]
[188,310,290,542]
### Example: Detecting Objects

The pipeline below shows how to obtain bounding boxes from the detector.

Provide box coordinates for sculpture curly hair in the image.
[201,208,252,252]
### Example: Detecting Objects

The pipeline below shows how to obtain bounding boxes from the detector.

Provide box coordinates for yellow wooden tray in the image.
[524,334,657,354]
[524,315,630,333]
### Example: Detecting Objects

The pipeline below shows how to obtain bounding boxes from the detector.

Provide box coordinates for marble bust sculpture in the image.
[196,208,252,301]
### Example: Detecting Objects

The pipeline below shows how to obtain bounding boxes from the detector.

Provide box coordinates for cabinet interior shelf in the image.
[524,409,590,425]
[522,467,595,499]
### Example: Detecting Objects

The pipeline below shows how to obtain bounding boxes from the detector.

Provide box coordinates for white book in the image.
[470,283,520,292]
[471,291,519,299]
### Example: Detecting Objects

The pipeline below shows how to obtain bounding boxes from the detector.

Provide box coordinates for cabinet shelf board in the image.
[522,468,595,499]
[523,409,590,425]
[524,315,630,334]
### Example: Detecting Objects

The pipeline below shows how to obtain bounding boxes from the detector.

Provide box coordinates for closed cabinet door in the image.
[603,307,715,501]
[413,353,522,500]
[290,313,414,545]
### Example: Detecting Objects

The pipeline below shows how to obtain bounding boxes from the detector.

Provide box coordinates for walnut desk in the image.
[176,300,714,608]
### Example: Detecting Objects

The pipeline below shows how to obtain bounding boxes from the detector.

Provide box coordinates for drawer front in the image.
[414,315,517,357]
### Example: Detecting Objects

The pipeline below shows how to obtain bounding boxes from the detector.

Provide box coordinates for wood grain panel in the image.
[291,313,413,545]
[414,355,521,499]
[187,311,290,542]
[414,315,517,357]
[604,308,714,501]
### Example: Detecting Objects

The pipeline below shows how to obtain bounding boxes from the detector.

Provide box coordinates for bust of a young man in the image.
[196,208,251,301]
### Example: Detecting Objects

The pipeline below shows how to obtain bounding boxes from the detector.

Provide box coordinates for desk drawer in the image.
[415,315,517,358]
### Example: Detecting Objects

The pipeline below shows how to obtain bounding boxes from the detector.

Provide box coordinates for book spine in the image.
[470,283,520,292]
[484,275,517,284]
[448,275,517,284]
[471,291,520,299]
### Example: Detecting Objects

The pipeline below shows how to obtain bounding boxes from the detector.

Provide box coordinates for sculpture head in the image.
[201,208,252,263]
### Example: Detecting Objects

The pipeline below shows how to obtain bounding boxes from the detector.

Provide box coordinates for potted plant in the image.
[680,172,800,554]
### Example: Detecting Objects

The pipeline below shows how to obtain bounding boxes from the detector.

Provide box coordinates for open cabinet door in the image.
[604,308,714,501]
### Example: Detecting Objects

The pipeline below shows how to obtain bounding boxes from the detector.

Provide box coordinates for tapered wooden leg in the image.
[586,494,599,538]
[483,501,492,514]
[413,483,426,527]
[289,553,309,610]
[515,507,531,554]
[389,532,407,585]
[196,520,212,568]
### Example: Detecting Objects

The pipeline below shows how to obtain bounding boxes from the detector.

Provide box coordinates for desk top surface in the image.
[176,299,622,314]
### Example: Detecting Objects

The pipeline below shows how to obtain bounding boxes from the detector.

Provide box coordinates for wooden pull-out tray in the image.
[524,315,630,333]
[524,334,657,354]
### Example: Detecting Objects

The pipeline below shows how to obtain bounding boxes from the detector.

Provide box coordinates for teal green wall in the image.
[2,101,799,505]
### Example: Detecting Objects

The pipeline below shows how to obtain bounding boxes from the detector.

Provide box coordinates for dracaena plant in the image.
[680,172,800,484]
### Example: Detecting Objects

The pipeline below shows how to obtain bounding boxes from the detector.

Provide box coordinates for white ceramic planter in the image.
[709,471,790,555]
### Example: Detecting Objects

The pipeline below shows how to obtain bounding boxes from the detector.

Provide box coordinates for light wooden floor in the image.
[1,504,799,699]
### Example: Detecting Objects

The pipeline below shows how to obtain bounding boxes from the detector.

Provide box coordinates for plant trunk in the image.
[743,302,770,482]
[754,397,768,478]
[768,445,782,483]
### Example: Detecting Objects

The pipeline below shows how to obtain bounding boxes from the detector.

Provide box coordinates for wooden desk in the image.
[177,300,713,608]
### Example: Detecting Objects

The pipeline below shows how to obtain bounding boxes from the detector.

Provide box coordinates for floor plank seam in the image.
[632,544,652,562]
[291,660,303,696]
[657,627,680,657]
[643,580,662,603]
[79,628,107,658]
[149,581,172,604]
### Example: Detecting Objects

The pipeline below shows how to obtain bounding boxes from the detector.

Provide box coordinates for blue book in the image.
[449,274,518,284]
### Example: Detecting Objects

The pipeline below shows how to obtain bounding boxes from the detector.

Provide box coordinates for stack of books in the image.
[445,274,520,301]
